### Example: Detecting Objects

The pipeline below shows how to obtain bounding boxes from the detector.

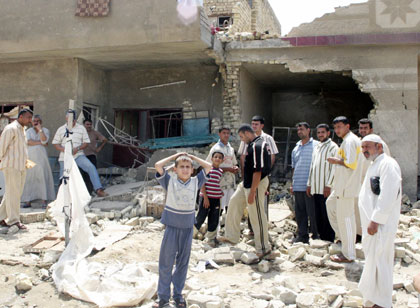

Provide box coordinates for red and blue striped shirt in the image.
[200,167,223,199]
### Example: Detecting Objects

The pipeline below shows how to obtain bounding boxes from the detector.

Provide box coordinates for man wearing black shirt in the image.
[218,124,271,258]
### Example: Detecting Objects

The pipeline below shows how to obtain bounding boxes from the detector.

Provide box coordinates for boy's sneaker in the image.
[174,297,187,308]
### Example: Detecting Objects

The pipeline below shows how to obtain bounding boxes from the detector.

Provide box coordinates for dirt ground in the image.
[1,205,420,308]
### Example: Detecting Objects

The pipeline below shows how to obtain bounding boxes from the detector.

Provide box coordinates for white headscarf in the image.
[361,134,384,145]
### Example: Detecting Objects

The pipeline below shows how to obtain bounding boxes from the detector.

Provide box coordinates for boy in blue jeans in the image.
[154,152,211,308]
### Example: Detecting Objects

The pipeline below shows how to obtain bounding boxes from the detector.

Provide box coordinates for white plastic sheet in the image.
[177,0,200,25]
[51,155,157,307]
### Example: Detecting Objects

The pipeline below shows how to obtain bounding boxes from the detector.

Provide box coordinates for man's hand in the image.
[367,221,379,235]
[306,186,312,197]
[324,186,331,198]
[34,123,42,132]
[248,190,256,205]
[72,147,79,156]
[203,197,210,209]
[231,166,239,174]
[327,157,341,165]
[290,186,294,195]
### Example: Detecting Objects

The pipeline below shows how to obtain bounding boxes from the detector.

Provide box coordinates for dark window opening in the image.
[218,16,232,27]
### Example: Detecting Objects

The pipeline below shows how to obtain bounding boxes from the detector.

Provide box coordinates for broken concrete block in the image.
[252,299,270,308]
[279,260,296,271]
[278,288,297,305]
[393,280,404,289]
[268,300,285,308]
[186,292,222,308]
[343,296,363,307]
[308,248,327,258]
[295,292,320,308]
[304,254,324,266]
[395,247,406,258]
[290,247,306,262]
[250,293,273,301]
[213,253,235,265]
[404,281,415,293]
[38,268,49,281]
[206,301,223,308]
[257,260,270,273]
[15,273,32,292]
[85,213,98,225]
[231,249,245,261]
[355,244,365,260]
[240,252,259,264]
[330,295,344,308]
[125,217,139,226]
[309,239,330,249]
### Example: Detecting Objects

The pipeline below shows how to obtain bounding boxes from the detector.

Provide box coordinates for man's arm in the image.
[54,144,65,153]
[155,152,185,176]
[240,155,245,178]
[0,128,14,160]
[189,154,212,174]
[270,154,275,168]
[96,132,108,153]
[28,140,42,146]
[200,185,210,208]
[248,171,262,204]
[73,142,88,156]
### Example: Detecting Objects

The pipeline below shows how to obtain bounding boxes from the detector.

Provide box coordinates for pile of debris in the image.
[216,31,282,43]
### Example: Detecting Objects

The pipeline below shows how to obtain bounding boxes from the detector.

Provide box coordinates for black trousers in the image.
[313,194,335,242]
[80,154,97,194]
[195,197,221,233]
[294,191,318,240]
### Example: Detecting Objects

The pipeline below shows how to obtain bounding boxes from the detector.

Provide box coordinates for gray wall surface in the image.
[0,0,204,55]
[0,59,78,157]
[239,68,272,130]
[109,64,223,118]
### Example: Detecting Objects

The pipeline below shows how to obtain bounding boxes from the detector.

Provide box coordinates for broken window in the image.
[218,16,232,28]
[82,103,100,129]
[114,108,182,142]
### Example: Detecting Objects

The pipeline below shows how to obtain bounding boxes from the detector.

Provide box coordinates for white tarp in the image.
[51,154,157,307]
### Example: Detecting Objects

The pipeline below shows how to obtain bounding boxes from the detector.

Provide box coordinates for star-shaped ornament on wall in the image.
[381,0,416,23]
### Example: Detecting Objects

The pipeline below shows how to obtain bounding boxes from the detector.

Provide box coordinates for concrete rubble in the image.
[2,164,420,307]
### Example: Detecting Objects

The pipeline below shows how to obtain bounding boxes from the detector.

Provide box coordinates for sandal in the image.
[174,297,186,308]
[12,222,27,230]
[0,220,7,227]
[330,254,353,263]
[152,299,171,308]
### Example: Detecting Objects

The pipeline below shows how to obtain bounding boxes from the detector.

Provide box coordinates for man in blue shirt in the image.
[291,122,319,243]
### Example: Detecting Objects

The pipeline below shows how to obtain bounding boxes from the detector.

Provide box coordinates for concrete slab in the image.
[90,201,133,212]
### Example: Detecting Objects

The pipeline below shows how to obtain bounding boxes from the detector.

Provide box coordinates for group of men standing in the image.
[0,108,109,230]
[291,116,401,308]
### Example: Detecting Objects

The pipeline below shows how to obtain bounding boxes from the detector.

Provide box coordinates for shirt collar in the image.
[176,176,191,186]
[297,137,313,146]
[15,120,23,129]
[217,139,230,147]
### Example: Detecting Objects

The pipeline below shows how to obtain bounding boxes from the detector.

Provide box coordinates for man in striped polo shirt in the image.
[306,124,338,242]
[291,122,319,244]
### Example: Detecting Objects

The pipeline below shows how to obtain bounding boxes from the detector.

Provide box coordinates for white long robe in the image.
[358,153,401,308]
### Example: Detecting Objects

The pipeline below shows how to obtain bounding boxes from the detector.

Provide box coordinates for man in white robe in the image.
[358,134,401,308]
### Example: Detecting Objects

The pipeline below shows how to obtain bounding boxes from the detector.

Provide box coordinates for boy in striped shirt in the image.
[194,151,224,247]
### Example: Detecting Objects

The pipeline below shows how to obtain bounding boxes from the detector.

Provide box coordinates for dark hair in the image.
[83,119,93,124]
[212,151,224,159]
[238,124,254,134]
[251,115,264,124]
[296,122,310,129]
[219,126,231,133]
[316,123,330,132]
[18,108,33,118]
[66,109,77,119]
[358,118,372,129]
[333,116,349,125]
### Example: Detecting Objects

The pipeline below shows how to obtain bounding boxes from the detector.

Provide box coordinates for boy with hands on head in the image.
[154,152,211,308]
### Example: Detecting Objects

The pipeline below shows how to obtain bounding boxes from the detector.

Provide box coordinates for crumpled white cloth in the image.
[51,154,157,307]
[177,0,202,25]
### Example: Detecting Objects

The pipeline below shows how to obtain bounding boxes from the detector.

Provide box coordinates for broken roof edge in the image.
[287,0,420,37]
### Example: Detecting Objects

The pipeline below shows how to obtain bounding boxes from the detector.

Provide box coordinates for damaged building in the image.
[0,0,419,200]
